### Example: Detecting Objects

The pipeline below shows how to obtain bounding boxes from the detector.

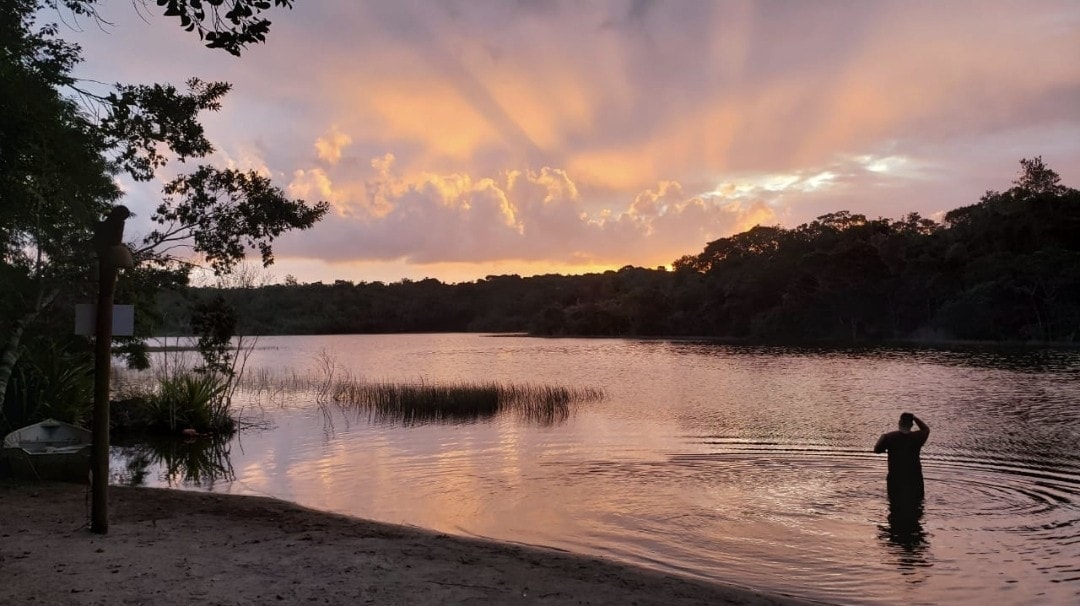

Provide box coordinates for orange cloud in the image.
[366,82,501,161]
[314,127,353,164]
[276,151,778,276]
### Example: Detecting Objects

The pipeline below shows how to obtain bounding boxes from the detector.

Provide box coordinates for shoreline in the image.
[1,481,823,605]
[149,332,1080,349]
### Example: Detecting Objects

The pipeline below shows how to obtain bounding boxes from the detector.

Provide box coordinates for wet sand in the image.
[0,481,822,605]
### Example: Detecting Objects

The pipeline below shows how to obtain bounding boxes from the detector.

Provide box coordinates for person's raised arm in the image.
[913,414,930,444]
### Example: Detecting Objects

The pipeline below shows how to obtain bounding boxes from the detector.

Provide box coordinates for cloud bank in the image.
[71,0,1080,282]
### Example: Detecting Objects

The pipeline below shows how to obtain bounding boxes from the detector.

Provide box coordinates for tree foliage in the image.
[102,78,229,181]
[1,0,323,432]
[152,166,327,274]
[190,295,237,376]
[53,0,295,56]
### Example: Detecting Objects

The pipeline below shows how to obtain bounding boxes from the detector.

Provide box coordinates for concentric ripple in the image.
[653,437,1080,602]
[687,437,1079,523]
[925,457,1077,523]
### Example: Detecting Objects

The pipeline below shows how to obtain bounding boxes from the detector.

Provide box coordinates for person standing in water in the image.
[874,412,930,502]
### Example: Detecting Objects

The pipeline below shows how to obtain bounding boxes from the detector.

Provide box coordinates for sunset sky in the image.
[67,0,1080,284]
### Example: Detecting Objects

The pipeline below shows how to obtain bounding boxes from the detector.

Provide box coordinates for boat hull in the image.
[1,419,93,483]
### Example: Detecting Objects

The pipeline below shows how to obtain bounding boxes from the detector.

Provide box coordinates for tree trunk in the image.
[0,288,59,414]
[0,317,29,412]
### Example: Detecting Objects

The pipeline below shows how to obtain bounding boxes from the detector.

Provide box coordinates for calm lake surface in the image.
[112,334,1080,605]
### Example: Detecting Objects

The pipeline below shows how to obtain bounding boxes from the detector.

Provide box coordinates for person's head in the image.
[899,412,914,432]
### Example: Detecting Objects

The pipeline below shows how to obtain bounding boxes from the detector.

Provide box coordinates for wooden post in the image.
[90,206,130,535]
[90,259,117,533]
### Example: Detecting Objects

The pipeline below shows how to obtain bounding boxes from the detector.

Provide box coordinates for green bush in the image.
[114,372,234,435]
[2,342,93,432]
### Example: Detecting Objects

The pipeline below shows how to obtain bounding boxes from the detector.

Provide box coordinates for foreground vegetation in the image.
[113,372,237,436]
[159,158,1080,344]
[0,1,319,435]
[103,367,602,486]
[107,349,604,435]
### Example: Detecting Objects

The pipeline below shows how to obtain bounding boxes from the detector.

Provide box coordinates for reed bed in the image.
[117,350,605,427]
[326,379,604,426]
[184,356,606,426]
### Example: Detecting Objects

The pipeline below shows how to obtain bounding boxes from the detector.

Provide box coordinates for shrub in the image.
[114,372,233,435]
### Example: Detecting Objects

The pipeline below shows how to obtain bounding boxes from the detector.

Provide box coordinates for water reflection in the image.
[112,434,234,487]
[669,339,1080,374]
[113,335,1080,605]
[334,401,573,427]
[878,499,931,572]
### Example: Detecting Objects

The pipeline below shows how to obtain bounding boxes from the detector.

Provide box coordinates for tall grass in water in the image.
[112,371,235,435]
[328,378,604,426]
[118,350,605,428]
[112,334,250,435]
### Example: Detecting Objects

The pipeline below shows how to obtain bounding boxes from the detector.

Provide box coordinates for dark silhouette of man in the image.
[874,412,930,503]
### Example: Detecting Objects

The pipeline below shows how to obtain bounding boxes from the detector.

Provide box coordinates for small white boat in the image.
[1,418,92,483]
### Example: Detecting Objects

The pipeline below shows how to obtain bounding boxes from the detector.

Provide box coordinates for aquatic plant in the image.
[327,378,604,426]
[115,349,605,429]
[113,371,234,435]
[152,373,231,432]
[111,331,267,435]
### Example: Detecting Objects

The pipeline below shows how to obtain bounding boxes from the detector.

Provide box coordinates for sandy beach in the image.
[0,481,821,605]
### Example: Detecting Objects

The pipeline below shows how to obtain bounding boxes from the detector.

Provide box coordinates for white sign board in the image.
[75,304,135,336]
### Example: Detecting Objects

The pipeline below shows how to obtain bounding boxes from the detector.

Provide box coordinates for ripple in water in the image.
[659,438,1080,603]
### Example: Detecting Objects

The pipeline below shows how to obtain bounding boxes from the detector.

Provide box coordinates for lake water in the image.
[112,334,1080,605]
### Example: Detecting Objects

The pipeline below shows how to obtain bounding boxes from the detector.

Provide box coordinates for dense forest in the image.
[157,158,1080,343]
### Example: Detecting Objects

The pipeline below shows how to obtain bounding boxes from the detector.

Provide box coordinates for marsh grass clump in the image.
[116,350,605,429]
[502,383,605,425]
[233,366,318,402]
[153,373,233,433]
[327,379,604,426]
[113,372,235,435]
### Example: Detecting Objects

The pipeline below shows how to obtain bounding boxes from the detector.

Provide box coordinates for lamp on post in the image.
[90,205,132,535]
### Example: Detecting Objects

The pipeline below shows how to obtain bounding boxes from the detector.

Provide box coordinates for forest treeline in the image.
[157,158,1080,343]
